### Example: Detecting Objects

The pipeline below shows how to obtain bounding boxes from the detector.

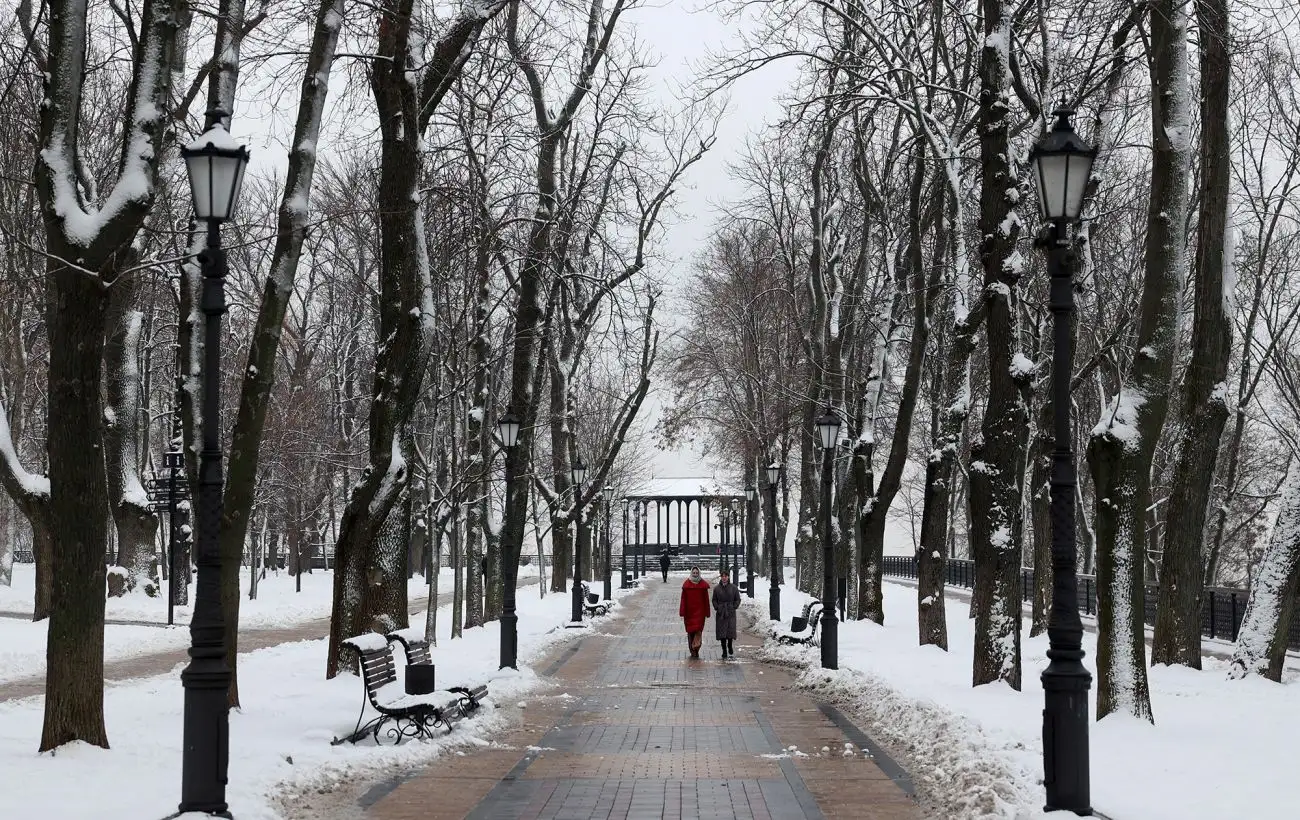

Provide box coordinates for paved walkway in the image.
[0,580,538,703]
[360,580,922,820]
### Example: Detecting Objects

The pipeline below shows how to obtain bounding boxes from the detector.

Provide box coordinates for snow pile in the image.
[749,578,1300,820]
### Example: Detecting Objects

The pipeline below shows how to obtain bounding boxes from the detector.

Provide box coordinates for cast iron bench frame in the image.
[580,582,614,617]
[775,599,823,646]
[331,634,465,746]
[386,627,490,713]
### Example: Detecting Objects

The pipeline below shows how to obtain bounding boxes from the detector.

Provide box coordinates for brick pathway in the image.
[0,580,539,703]
[362,580,922,820]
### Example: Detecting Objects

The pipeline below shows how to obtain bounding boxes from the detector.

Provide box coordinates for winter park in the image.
[1,0,1299,818]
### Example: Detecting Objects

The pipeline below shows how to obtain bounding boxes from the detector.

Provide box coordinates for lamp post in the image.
[765,463,781,621]
[602,485,615,600]
[1030,107,1095,816]
[744,484,756,598]
[177,109,249,817]
[815,408,840,670]
[496,410,522,669]
[164,447,185,627]
[621,497,630,588]
[570,459,587,624]
[719,502,731,575]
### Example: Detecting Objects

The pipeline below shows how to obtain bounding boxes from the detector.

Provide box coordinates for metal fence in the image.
[880,555,1300,650]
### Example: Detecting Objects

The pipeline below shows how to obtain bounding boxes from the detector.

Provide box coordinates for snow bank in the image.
[749,577,1300,819]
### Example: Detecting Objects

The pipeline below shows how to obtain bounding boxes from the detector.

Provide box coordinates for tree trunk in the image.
[551,511,572,593]
[1227,466,1300,682]
[41,268,111,751]
[1088,0,1189,723]
[918,298,982,649]
[1029,417,1052,637]
[969,0,1026,691]
[104,282,157,591]
[485,512,502,620]
[219,0,345,704]
[1153,0,1232,668]
[326,0,432,677]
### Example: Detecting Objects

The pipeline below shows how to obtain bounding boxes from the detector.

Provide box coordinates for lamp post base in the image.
[499,609,518,670]
[178,653,232,817]
[1042,654,1092,815]
[768,584,780,622]
[819,612,837,669]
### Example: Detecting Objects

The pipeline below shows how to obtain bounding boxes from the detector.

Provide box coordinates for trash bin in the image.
[405,664,436,695]
[790,616,807,632]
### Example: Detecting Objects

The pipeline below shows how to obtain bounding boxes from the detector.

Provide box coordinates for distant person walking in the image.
[712,570,741,658]
[659,550,672,582]
[679,566,710,658]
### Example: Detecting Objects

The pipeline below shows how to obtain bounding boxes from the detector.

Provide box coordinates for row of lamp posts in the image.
[172,107,1094,818]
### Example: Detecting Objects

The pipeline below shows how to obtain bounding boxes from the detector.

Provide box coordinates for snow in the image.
[752,577,1300,820]
[1222,221,1237,317]
[186,122,244,152]
[0,565,503,683]
[1009,352,1035,380]
[1093,388,1146,450]
[389,625,427,644]
[342,632,390,653]
[0,567,604,819]
[0,398,49,498]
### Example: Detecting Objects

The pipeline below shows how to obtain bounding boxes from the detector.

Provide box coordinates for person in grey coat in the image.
[712,570,742,658]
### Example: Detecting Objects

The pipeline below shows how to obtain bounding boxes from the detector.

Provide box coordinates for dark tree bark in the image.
[219,0,343,704]
[1153,0,1232,668]
[327,1,429,676]
[969,0,1026,691]
[1089,0,1190,722]
[918,296,983,649]
[859,145,934,625]
[35,0,185,751]
[325,0,500,677]
[42,270,111,751]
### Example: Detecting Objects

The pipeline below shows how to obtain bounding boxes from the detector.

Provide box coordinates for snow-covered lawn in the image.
[0,573,623,819]
[751,577,1300,820]
[0,564,538,684]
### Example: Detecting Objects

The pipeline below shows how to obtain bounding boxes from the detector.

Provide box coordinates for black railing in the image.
[881,555,1300,650]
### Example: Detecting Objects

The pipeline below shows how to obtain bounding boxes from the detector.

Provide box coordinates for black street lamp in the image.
[569,459,587,624]
[765,462,781,620]
[815,407,840,670]
[1030,106,1095,816]
[620,497,630,588]
[718,501,731,575]
[496,410,522,669]
[602,485,615,600]
[177,109,249,817]
[744,484,756,598]
[164,447,185,627]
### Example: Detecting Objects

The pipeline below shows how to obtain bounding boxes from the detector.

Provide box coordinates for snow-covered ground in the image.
[0,571,622,819]
[0,564,537,684]
[751,577,1300,820]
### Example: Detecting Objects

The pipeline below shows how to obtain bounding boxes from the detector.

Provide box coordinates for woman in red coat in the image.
[679,566,711,658]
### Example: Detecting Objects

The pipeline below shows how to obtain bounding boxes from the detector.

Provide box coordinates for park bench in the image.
[774,600,823,646]
[580,582,614,617]
[386,626,490,714]
[331,633,468,746]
